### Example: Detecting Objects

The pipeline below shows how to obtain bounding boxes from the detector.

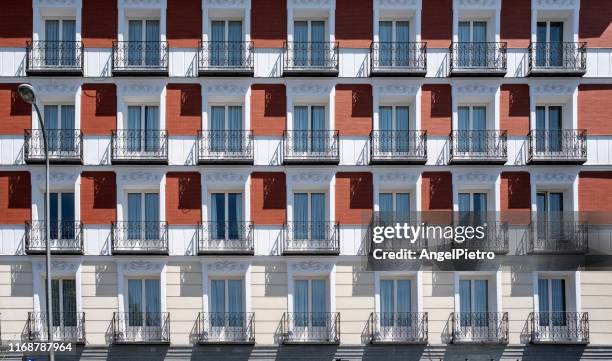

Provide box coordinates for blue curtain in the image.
[211,21,225,66]
[538,279,550,326]
[311,21,325,66]
[458,107,470,152]
[473,193,487,225]
[472,107,486,152]
[548,106,562,152]
[549,22,563,67]
[127,106,142,152]
[128,20,143,66]
[549,192,564,239]
[144,106,159,152]
[473,280,488,326]
[294,21,308,66]
[551,279,566,326]
[379,21,392,66]
[227,193,242,240]
[535,106,546,152]
[128,279,143,326]
[228,280,244,326]
[396,106,410,153]
[128,193,142,240]
[396,193,410,222]
[379,193,393,224]
[537,193,547,240]
[311,280,326,326]
[396,21,410,66]
[145,279,161,326]
[473,22,487,67]
[228,106,243,152]
[380,280,394,326]
[61,20,76,66]
[458,193,471,225]
[61,193,75,240]
[311,106,325,152]
[51,279,60,326]
[294,280,308,327]
[459,280,471,326]
[458,22,470,67]
[44,105,59,152]
[311,193,326,240]
[397,280,411,327]
[50,193,59,240]
[144,193,159,240]
[61,105,75,152]
[536,22,547,67]
[294,193,308,240]
[145,20,160,66]
[379,107,393,153]
[294,106,308,152]
[62,279,77,327]
[45,20,60,66]
[211,280,226,327]
[211,193,225,240]
[211,106,225,152]
[228,21,243,66]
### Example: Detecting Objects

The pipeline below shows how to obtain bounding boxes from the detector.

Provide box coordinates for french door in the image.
[294,106,326,153]
[379,21,410,66]
[459,279,489,338]
[379,106,410,154]
[458,192,487,225]
[210,105,243,152]
[127,105,160,153]
[293,279,328,341]
[294,20,326,66]
[538,278,567,337]
[46,279,78,340]
[458,106,487,153]
[535,106,563,153]
[128,19,160,66]
[211,20,243,66]
[458,21,487,67]
[380,279,412,339]
[210,193,243,240]
[536,192,564,241]
[210,279,245,341]
[44,19,76,66]
[127,192,160,241]
[127,279,162,341]
[43,105,75,153]
[294,193,326,242]
[536,22,563,67]
[49,192,75,242]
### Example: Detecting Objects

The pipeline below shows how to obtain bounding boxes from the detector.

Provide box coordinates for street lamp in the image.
[18,84,54,361]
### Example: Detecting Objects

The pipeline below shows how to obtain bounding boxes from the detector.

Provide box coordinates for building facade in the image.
[0,0,611,359]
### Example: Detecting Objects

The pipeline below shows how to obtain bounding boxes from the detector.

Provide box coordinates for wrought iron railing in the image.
[528,42,587,73]
[24,129,83,163]
[111,221,168,254]
[198,41,254,73]
[370,42,427,74]
[26,41,83,73]
[529,312,589,344]
[28,312,86,343]
[527,129,587,163]
[281,312,340,344]
[25,221,83,254]
[451,312,509,344]
[454,220,509,254]
[111,130,168,163]
[196,312,255,344]
[528,219,588,254]
[283,130,339,163]
[112,41,168,72]
[369,312,428,344]
[198,221,254,254]
[450,42,507,73]
[198,130,253,163]
[283,42,339,73]
[370,130,427,163]
[450,130,507,163]
[112,312,170,344]
[283,221,339,254]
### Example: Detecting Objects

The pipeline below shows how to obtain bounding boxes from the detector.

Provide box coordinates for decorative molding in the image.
[535,0,576,8]
[36,0,77,6]
[35,82,79,96]
[122,83,164,95]
[37,261,79,273]
[532,83,576,97]
[378,172,419,183]
[290,173,333,184]
[291,83,333,95]
[119,171,162,183]
[292,0,331,7]
[122,261,163,272]
[205,83,248,96]
[207,261,248,272]
[291,261,333,272]
[455,84,497,96]
[455,172,497,184]
[378,84,419,96]
[205,172,248,184]
[457,0,498,8]
[205,0,245,6]
[534,172,576,183]
[36,171,78,183]
[377,0,417,7]
[122,0,161,6]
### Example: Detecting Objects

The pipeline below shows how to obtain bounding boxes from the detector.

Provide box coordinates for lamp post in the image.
[18,84,54,361]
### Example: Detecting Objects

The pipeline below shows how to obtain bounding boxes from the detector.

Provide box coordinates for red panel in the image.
[251,84,286,136]
[166,84,201,136]
[0,84,32,135]
[579,172,612,224]
[335,0,372,48]
[335,172,373,225]
[335,84,372,136]
[500,0,531,47]
[167,0,202,47]
[0,1,31,46]
[500,84,530,136]
[421,0,452,47]
[580,0,612,47]
[251,172,286,225]
[251,0,287,47]
[166,172,201,225]
[578,84,612,135]
[421,84,451,136]
[82,0,117,47]
[501,172,531,224]
[81,172,116,225]
[421,171,452,224]
[81,84,117,136]
[0,172,31,225]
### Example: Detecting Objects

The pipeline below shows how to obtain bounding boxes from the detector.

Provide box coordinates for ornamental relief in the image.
[205,83,248,96]
[454,172,498,184]
[377,0,418,8]
[532,83,577,97]
[290,83,333,95]
[292,0,331,7]
[291,261,333,272]
[457,0,498,9]
[122,260,164,272]
[535,0,577,9]
[207,261,248,272]
[455,84,498,96]
[122,0,162,6]
[35,82,79,96]
[36,0,77,6]
[206,0,246,6]
[290,172,333,184]
[205,172,248,184]
[377,172,419,184]
[122,83,164,96]
[534,172,576,183]
[119,171,163,184]
[377,84,419,96]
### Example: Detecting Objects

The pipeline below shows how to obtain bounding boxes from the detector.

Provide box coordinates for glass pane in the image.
[128,280,143,326]
[379,193,393,223]
[228,21,243,66]
[397,280,411,327]
[62,279,77,327]
[379,21,392,66]
[311,193,326,240]
[145,20,160,66]
[311,106,325,152]
[472,107,486,152]
[128,21,143,66]
[294,280,309,327]
[380,280,394,326]
[311,279,326,326]
[211,280,226,326]
[551,279,566,326]
[51,279,61,326]
[473,22,487,67]
[144,106,160,152]
[228,106,243,152]
[61,21,76,66]
[144,193,159,240]
[44,106,60,152]
[538,279,550,326]
[396,193,410,221]
[473,280,488,327]
[211,193,226,239]
[127,106,142,152]
[548,106,562,152]
[458,107,470,152]
[549,22,563,67]
[60,106,76,152]
[536,22,548,67]
[61,193,75,240]
[127,193,142,240]
[211,106,226,152]
[459,280,471,326]
[395,22,410,66]
[45,20,60,66]
[294,193,308,239]
[311,21,325,66]
[228,280,244,326]
[227,193,243,239]
[145,279,161,327]
[50,193,59,240]
[535,106,546,152]
[379,107,393,153]
[294,21,308,66]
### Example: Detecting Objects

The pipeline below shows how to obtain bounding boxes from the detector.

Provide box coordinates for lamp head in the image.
[17,84,36,104]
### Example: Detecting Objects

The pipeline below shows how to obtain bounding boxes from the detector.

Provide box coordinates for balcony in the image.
[112,41,168,76]
[283,42,339,76]
[527,129,587,164]
[111,130,168,164]
[197,130,254,164]
[451,312,509,344]
[24,129,83,164]
[369,312,428,344]
[528,220,588,255]
[283,130,339,165]
[370,130,427,164]
[111,221,168,255]
[529,312,589,344]
[449,42,507,76]
[196,312,255,344]
[112,312,170,344]
[281,312,340,344]
[198,41,254,76]
[25,221,83,255]
[283,222,339,255]
[448,220,509,254]
[26,41,83,76]
[27,312,86,344]
[528,42,587,76]
[449,130,507,164]
[370,42,427,76]
[197,221,254,255]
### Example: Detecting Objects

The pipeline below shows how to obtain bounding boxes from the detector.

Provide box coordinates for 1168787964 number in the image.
[6,342,73,353]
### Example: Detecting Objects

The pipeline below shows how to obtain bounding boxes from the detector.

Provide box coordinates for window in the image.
[210,279,245,327]
[294,20,326,66]
[378,20,410,66]
[380,279,412,327]
[458,192,487,224]
[210,193,243,240]
[210,105,243,152]
[538,278,567,326]
[379,192,410,222]
[127,105,160,152]
[127,192,160,240]
[127,279,161,327]
[293,192,326,240]
[294,279,327,327]
[459,279,489,327]
[44,19,76,66]
[535,106,563,152]
[127,19,160,66]
[536,21,563,67]
[458,21,487,67]
[43,105,76,153]
[293,105,326,153]
[46,279,77,328]
[457,106,487,153]
[379,106,410,153]
[49,192,75,240]
[211,20,243,66]
[536,192,564,239]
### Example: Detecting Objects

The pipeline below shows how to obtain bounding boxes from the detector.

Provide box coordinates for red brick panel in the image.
[81,172,116,225]
[167,0,202,47]
[0,1,32,46]
[579,172,612,224]
[500,172,531,224]
[500,84,530,136]
[81,84,117,136]
[579,0,612,47]
[421,84,451,136]
[166,84,201,136]
[421,0,452,47]
[166,172,201,225]
[335,0,372,48]
[0,84,31,135]
[0,172,31,225]
[500,0,531,48]
[578,84,612,135]
[335,84,372,136]
[82,0,117,47]
[251,0,287,47]
[251,84,286,136]
[335,172,373,225]
[421,171,452,224]
[251,172,286,225]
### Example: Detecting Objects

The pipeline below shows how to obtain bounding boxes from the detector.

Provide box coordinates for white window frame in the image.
[127,19,161,42]
[209,192,244,222]
[457,191,488,212]
[209,104,244,130]
[536,21,564,42]
[458,277,491,313]
[536,191,564,213]
[378,105,410,131]
[48,278,77,322]
[457,105,488,130]
[292,191,327,223]
[208,277,246,314]
[378,191,411,213]
[535,105,564,131]
[293,277,329,315]
[293,19,327,43]
[292,104,327,131]
[378,277,414,314]
[126,191,160,223]
[378,20,410,43]
[458,20,489,42]
[210,19,244,41]
[537,276,568,313]
[43,18,76,42]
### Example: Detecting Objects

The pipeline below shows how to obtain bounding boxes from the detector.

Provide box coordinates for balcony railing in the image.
[112,312,170,344]
[197,221,254,255]
[198,41,254,76]
[370,130,427,164]
[27,312,86,343]
[24,129,83,164]
[527,129,587,164]
[112,41,169,75]
[281,312,340,344]
[529,312,589,344]
[528,42,587,76]
[196,312,255,344]
[283,221,339,255]
[370,42,427,76]
[451,312,509,344]
[111,221,168,255]
[449,130,507,164]
[26,41,83,75]
[283,42,339,76]
[449,42,507,76]
[25,221,83,255]
[283,130,339,164]
[457,220,509,254]
[369,312,428,344]
[528,219,588,254]
[111,130,168,164]
[198,130,254,164]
